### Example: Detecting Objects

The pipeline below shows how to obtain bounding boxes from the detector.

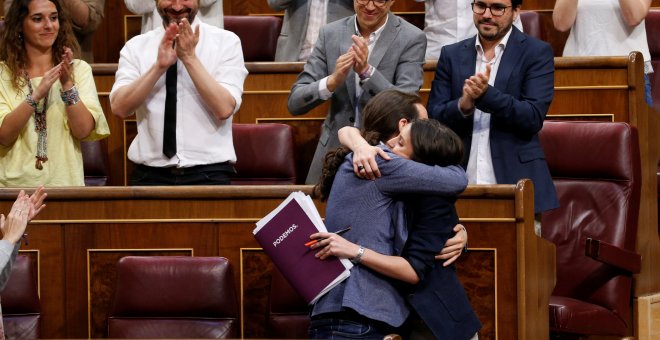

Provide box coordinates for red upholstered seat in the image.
[231,123,297,185]
[0,255,41,340]
[224,16,282,62]
[520,10,546,41]
[81,140,109,186]
[107,256,239,339]
[267,268,310,338]
[540,121,642,337]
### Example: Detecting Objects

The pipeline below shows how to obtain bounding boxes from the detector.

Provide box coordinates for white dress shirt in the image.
[299,0,329,61]
[418,0,522,61]
[124,0,224,33]
[111,18,248,168]
[465,28,513,185]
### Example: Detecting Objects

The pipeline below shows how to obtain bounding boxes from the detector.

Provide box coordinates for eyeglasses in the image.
[355,0,390,8]
[471,2,512,16]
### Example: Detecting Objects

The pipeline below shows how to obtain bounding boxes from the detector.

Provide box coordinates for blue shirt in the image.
[311,146,468,327]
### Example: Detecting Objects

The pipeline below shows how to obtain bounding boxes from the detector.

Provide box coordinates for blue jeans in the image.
[645,74,653,107]
[309,316,400,339]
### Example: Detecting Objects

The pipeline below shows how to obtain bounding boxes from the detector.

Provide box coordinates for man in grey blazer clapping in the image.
[288,0,427,184]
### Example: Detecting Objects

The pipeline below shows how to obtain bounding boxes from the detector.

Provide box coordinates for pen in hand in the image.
[305,226,351,247]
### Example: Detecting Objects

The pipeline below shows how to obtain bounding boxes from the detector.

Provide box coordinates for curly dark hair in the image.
[313,89,423,201]
[0,0,80,92]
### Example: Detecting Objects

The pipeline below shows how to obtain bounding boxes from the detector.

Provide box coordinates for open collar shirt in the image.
[466,28,512,184]
[111,18,247,168]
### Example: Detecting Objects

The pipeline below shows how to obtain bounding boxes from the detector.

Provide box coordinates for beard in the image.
[477,18,512,42]
[157,6,198,27]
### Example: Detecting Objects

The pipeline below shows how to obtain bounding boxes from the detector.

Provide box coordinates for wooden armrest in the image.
[585,238,641,273]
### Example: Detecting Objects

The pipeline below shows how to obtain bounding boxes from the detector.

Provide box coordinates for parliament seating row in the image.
[0,256,244,339]
[81,123,297,186]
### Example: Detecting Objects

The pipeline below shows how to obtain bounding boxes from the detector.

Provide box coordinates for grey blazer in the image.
[288,13,426,184]
[267,0,355,61]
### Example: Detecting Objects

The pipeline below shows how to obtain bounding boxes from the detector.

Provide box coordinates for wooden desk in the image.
[0,181,553,339]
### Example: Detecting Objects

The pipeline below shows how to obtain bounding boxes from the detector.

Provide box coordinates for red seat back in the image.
[231,123,297,185]
[108,256,239,339]
[540,121,641,336]
[224,16,282,62]
[520,10,546,41]
[267,268,310,338]
[0,255,41,340]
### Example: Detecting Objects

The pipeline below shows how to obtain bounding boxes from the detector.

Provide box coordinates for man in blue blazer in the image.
[288,0,426,184]
[428,0,559,226]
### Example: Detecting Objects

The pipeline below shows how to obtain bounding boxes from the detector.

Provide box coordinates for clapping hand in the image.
[59,47,75,89]
[0,191,30,245]
[350,35,370,75]
[459,63,491,112]
[175,18,200,62]
[158,22,180,69]
[327,52,355,92]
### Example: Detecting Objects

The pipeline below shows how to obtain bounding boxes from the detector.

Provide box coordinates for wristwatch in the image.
[350,245,365,265]
[358,65,373,84]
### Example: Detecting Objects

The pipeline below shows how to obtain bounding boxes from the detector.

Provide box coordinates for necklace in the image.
[24,71,49,170]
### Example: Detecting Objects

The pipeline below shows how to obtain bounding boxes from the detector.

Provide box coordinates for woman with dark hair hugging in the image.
[308,89,480,339]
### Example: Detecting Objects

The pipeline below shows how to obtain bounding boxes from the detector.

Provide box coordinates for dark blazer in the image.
[288,13,426,184]
[402,195,481,340]
[427,27,559,213]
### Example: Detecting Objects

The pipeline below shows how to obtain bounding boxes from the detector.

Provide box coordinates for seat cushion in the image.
[549,296,627,336]
[1,315,40,340]
[108,318,238,339]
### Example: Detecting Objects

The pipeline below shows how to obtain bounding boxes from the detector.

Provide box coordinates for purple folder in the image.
[254,192,351,304]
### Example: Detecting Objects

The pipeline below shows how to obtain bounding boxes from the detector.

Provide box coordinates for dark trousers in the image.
[130,163,234,186]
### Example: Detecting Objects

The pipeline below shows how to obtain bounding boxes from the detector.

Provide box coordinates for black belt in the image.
[136,162,235,176]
